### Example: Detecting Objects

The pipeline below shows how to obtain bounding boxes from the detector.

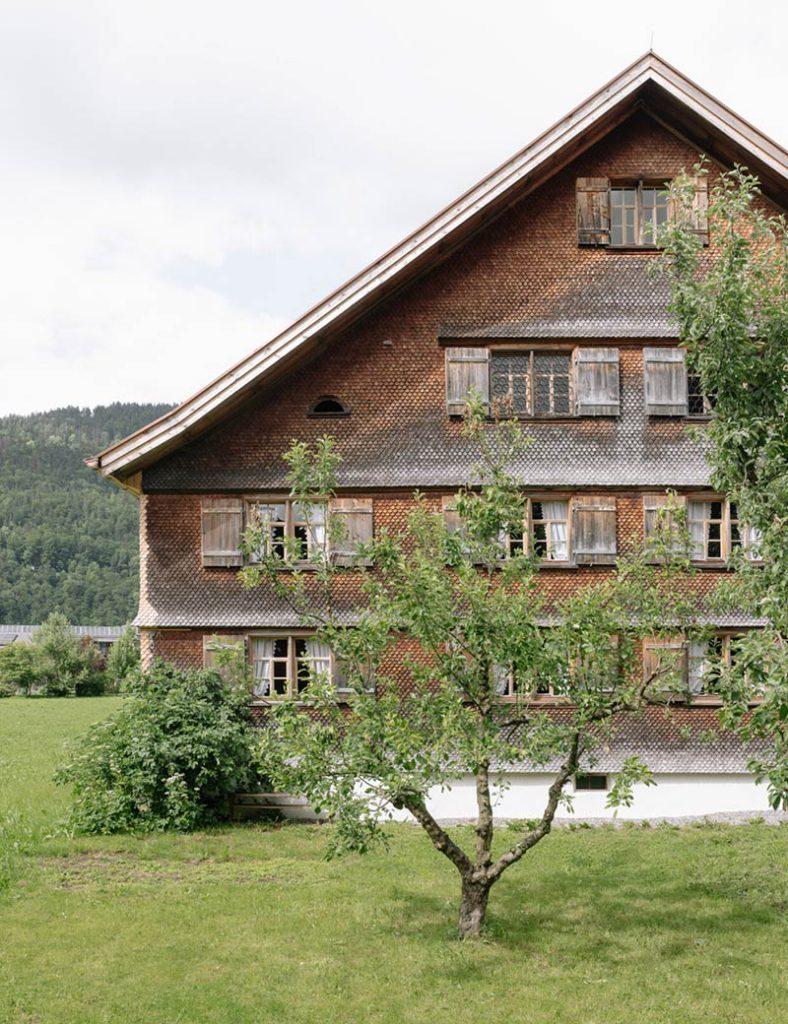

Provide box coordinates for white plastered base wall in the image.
[387,772,771,822]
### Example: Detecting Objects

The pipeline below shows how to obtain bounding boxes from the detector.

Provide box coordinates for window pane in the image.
[491,354,530,415]
[533,353,571,415]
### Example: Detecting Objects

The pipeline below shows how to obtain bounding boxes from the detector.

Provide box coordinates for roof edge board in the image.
[93,53,787,481]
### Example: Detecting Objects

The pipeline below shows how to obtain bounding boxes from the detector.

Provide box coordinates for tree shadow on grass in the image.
[385,854,784,969]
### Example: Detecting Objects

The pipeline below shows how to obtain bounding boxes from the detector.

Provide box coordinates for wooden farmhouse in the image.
[89,53,787,819]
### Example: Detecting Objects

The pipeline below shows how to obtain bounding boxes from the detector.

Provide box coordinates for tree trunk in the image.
[458,875,492,939]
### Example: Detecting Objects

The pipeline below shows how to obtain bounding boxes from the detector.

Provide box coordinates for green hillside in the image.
[0,403,173,624]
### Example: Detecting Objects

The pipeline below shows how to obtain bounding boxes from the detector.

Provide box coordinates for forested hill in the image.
[0,403,173,624]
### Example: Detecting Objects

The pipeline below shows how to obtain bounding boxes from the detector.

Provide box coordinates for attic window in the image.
[308,396,349,417]
[609,183,669,246]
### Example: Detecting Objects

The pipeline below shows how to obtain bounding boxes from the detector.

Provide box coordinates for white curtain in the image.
[687,502,707,559]
[250,638,274,696]
[541,500,568,560]
[687,641,707,693]
[491,663,511,695]
[305,638,331,682]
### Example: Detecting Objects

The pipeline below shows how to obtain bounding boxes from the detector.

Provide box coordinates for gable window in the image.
[609,183,669,246]
[309,396,349,417]
[490,351,572,417]
[492,663,561,698]
[577,176,709,248]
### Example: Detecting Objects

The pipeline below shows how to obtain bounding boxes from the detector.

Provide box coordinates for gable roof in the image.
[90,52,788,486]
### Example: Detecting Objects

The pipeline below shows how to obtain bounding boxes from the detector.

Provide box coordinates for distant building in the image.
[0,625,127,660]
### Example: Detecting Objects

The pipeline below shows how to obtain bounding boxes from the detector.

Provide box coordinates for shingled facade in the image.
[91,54,786,819]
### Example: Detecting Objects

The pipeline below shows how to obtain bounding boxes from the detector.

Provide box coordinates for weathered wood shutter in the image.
[445,347,490,416]
[441,495,463,535]
[643,493,687,561]
[330,498,374,566]
[576,178,610,246]
[642,638,687,689]
[643,347,688,417]
[201,497,243,567]
[202,634,245,680]
[689,177,709,245]
[574,347,620,416]
[572,495,617,564]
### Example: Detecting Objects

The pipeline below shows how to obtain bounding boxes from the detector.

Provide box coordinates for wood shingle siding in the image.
[200,497,244,567]
[643,347,688,417]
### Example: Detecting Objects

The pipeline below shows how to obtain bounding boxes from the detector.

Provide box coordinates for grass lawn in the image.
[0,697,786,1024]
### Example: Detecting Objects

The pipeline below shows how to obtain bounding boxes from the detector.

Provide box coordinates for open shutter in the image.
[576,177,610,246]
[572,495,617,564]
[574,347,620,416]
[201,497,243,567]
[643,347,688,417]
[330,498,373,566]
[643,638,687,689]
[441,495,463,535]
[445,347,490,416]
[203,634,245,681]
[689,177,709,245]
[643,493,687,561]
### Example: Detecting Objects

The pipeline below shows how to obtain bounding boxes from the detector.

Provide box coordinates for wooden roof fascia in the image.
[91,53,787,482]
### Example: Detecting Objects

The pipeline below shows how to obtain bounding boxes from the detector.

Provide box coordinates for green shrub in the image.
[104,625,139,692]
[0,679,16,697]
[0,642,38,695]
[33,613,104,697]
[55,661,263,833]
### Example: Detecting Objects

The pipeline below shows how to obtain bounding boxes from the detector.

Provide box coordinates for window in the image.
[688,499,724,560]
[247,499,326,563]
[609,182,669,246]
[645,634,744,695]
[575,773,608,791]
[530,500,570,560]
[687,498,760,562]
[687,373,715,416]
[492,664,558,698]
[250,636,331,699]
[497,498,570,561]
[729,502,762,560]
[490,351,572,417]
[309,396,349,417]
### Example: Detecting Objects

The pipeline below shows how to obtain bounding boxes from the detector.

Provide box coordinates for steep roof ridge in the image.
[90,52,787,482]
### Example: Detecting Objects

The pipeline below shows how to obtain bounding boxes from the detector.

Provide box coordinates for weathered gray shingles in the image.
[143,359,711,492]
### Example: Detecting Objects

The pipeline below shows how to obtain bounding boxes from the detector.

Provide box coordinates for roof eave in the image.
[91,52,787,483]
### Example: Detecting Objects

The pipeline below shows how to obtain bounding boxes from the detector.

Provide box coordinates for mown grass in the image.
[0,696,786,1024]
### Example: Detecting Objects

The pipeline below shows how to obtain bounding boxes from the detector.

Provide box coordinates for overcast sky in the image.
[1,0,785,415]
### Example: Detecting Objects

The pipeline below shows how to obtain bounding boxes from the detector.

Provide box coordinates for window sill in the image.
[605,244,662,253]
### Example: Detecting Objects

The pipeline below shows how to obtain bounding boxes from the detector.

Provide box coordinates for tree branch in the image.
[486,731,581,884]
[400,795,473,875]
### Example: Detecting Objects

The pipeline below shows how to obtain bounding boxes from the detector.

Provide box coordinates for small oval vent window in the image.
[309,396,349,417]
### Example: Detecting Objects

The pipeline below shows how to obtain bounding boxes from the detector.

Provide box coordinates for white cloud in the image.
[0,0,784,413]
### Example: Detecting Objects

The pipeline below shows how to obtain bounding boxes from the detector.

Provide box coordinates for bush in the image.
[0,679,15,698]
[0,642,38,695]
[33,613,104,696]
[55,661,264,833]
[104,625,139,692]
